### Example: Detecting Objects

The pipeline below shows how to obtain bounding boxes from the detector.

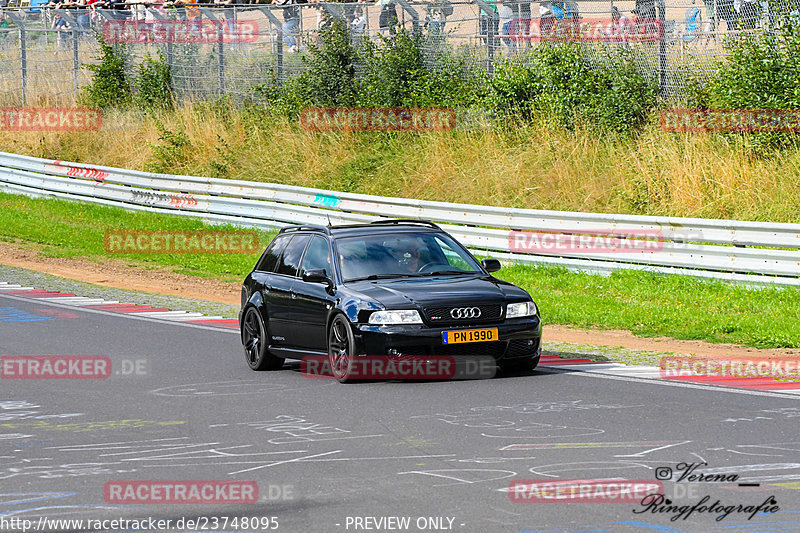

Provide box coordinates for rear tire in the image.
[242,307,284,371]
[328,314,356,383]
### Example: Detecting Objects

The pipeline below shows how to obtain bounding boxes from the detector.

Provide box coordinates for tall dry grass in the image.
[2,103,799,222]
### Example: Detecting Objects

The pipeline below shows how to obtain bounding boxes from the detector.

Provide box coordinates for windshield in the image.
[336,232,482,282]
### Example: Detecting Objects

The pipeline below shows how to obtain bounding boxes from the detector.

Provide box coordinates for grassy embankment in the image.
[2,105,800,222]
[2,191,799,349]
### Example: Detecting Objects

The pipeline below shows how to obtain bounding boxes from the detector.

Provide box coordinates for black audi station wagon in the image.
[239,220,541,382]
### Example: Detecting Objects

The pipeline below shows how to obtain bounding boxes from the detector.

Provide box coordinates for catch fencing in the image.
[1,150,798,286]
[1,1,799,104]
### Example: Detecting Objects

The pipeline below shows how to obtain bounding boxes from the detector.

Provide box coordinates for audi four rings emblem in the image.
[450,307,481,319]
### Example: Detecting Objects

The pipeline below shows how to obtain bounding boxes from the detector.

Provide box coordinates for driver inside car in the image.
[385,238,424,273]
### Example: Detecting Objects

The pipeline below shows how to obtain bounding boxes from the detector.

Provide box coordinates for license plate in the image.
[442,328,498,344]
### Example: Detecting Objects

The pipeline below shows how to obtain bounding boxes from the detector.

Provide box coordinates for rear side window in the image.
[276,234,311,277]
[256,234,291,272]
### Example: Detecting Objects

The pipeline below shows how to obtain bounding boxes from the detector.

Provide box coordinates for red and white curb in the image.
[540,355,800,394]
[0,281,239,329]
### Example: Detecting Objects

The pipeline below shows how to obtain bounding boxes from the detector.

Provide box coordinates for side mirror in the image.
[303,269,332,286]
[482,259,501,273]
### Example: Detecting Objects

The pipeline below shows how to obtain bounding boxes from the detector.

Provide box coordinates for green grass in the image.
[2,191,799,349]
[0,192,275,282]
[499,264,800,349]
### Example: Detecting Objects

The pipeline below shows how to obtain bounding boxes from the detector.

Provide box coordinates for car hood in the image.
[345,274,530,309]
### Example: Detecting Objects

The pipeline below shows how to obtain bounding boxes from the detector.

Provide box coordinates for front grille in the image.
[506,338,539,358]
[433,341,507,359]
[424,304,503,325]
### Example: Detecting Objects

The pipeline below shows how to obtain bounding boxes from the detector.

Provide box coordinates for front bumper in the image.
[352,317,541,362]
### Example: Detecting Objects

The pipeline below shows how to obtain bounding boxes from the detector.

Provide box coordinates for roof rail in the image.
[369,219,441,229]
[278,224,332,235]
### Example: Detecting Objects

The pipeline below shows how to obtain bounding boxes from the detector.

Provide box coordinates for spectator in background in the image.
[75,0,92,31]
[52,12,71,49]
[351,5,368,36]
[500,0,516,50]
[425,0,452,36]
[312,0,334,35]
[632,0,656,19]
[610,5,631,41]
[278,0,303,52]
[378,0,398,35]
[93,0,131,20]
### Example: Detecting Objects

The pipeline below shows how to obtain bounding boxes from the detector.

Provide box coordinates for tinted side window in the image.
[256,234,291,272]
[276,234,311,277]
[301,236,332,277]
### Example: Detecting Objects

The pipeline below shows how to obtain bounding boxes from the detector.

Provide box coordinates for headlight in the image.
[368,310,424,325]
[506,301,538,318]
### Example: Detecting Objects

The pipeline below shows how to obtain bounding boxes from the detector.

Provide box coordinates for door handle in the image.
[290,290,296,299]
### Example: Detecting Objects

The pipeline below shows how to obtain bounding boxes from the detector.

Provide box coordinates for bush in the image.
[253,24,486,120]
[489,44,656,135]
[357,31,485,109]
[147,121,193,173]
[134,54,174,110]
[689,20,800,151]
[81,38,131,108]
[292,21,360,107]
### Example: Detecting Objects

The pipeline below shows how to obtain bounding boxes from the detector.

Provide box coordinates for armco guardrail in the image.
[1,150,799,286]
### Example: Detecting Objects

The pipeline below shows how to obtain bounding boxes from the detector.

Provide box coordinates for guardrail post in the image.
[4,12,27,106]
[257,6,283,84]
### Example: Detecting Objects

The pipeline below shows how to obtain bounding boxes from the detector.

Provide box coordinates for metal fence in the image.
[1,150,799,286]
[1,1,799,105]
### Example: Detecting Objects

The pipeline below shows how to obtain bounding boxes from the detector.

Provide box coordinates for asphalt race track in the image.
[1,283,800,533]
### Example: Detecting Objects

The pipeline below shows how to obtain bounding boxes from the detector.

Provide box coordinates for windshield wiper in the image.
[420,270,474,276]
[346,273,423,282]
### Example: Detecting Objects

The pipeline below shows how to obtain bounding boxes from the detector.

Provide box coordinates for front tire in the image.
[328,314,356,383]
[242,307,284,371]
